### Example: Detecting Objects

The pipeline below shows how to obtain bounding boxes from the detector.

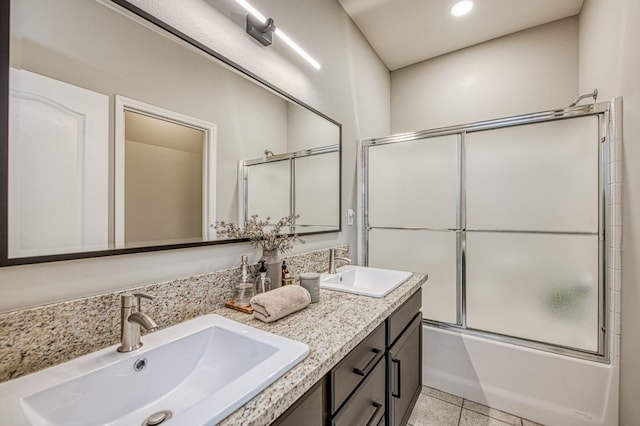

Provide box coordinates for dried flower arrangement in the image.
[215,214,305,254]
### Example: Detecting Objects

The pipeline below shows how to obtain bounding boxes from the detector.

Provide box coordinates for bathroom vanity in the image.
[0,256,424,425]
[216,274,426,425]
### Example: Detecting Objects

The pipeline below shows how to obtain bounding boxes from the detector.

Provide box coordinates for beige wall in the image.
[390,17,578,133]
[124,111,205,246]
[578,1,640,423]
[0,0,390,312]
[125,140,203,246]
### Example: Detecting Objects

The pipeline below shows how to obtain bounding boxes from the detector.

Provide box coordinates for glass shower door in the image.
[464,116,601,352]
[361,104,607,358]
[366,134,459,324]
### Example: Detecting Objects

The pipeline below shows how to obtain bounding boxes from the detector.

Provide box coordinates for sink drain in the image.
[133,357,148,372]
[142,410,172,426]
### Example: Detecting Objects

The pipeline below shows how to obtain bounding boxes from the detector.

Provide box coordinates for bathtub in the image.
[422,325,619,426]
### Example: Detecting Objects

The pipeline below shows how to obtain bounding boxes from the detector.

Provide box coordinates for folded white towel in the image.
[251,286,311,323]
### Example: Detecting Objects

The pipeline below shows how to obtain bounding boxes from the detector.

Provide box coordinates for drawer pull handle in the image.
[392,358,402,399]
[353,348,382,376]
[365,401,383,426]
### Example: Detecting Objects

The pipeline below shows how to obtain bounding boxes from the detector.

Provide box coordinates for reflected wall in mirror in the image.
[3,0,341,264]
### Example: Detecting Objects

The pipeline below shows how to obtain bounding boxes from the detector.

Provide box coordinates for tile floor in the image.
[408,386,544,426]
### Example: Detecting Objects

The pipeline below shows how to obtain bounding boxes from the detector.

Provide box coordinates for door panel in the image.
[9,69,109,257]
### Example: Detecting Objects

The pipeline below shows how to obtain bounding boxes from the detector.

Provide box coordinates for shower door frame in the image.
[358,101,616,362]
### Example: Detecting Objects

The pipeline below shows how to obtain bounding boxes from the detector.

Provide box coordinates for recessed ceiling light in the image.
[451,1,474,17]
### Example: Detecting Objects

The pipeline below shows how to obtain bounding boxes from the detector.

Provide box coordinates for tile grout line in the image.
[422,388,529,426]
[460,398,523,426]
[423,393,464,411]
[463,402,515,423]
[457,399,465,426]
[421,388,463,407]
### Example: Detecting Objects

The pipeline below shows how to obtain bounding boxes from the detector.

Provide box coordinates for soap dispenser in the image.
[233,255,255,306]
[255,260,272,294]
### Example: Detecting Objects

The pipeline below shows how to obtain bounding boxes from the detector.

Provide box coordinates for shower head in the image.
[569,89,598,108]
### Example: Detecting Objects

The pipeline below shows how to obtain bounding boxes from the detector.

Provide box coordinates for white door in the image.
[9,69,109,257]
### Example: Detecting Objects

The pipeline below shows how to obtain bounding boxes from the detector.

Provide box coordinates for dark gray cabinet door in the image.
[388,314,422,426]
[272,377,326,426]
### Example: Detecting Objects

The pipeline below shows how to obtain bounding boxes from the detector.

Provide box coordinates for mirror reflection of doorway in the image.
[115,96,217,248]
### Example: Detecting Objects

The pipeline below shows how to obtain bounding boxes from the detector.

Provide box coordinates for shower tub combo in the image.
[357,97,622,426]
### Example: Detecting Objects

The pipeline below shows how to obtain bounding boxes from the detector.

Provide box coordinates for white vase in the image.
[263,249,282,289]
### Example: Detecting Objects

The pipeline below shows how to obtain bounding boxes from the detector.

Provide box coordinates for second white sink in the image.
[320,265,412,297]
[0,314,309,426]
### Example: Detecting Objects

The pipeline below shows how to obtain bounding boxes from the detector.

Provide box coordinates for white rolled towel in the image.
[250,285,311,323]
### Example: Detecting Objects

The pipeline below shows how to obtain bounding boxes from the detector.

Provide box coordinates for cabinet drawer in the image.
[387,288,421,347]
[330,357,386,426]
[330,322,385,414]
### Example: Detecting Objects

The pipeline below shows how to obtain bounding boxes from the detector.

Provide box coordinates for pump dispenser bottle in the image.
[233,255,255,306]
[255,260,272,294]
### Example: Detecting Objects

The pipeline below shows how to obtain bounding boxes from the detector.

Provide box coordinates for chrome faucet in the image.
[328,248,351,274]
[117,293,158,353]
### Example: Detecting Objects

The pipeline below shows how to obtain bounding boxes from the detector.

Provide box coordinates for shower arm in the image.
[569,89,598,107]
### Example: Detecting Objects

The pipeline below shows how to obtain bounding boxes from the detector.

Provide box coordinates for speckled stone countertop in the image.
[216,273,427,426]
[0,246,351,383]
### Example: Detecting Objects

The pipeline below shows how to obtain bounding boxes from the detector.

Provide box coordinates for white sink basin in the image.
[320,265,412,297]
[0,314,309,425]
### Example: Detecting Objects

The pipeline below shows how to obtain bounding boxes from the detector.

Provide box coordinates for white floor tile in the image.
[408,393,461,426]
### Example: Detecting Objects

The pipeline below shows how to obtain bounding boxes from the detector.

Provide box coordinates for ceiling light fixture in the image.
[450,0,474,17]
[234,0,321,70]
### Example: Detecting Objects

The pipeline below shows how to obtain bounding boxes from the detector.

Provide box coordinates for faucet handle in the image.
[133,293,154,311]
[120,292,154,309]
[133,292,154,301]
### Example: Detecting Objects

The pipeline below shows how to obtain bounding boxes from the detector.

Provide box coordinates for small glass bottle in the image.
[282,260,290,280]
[282,260,296,285]
[233,255,255,306]
[255,260,272,294]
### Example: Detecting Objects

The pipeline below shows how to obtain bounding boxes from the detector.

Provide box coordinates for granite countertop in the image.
[215,273,427,426]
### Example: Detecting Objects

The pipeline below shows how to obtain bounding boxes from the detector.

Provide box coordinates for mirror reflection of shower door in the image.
[238,145,340,234]
[366,135,459,324]
[294,152,340,233]
[245,160,291,228]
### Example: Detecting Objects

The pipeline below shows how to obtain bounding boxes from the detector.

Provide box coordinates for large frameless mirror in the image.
[1,0,341,265]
